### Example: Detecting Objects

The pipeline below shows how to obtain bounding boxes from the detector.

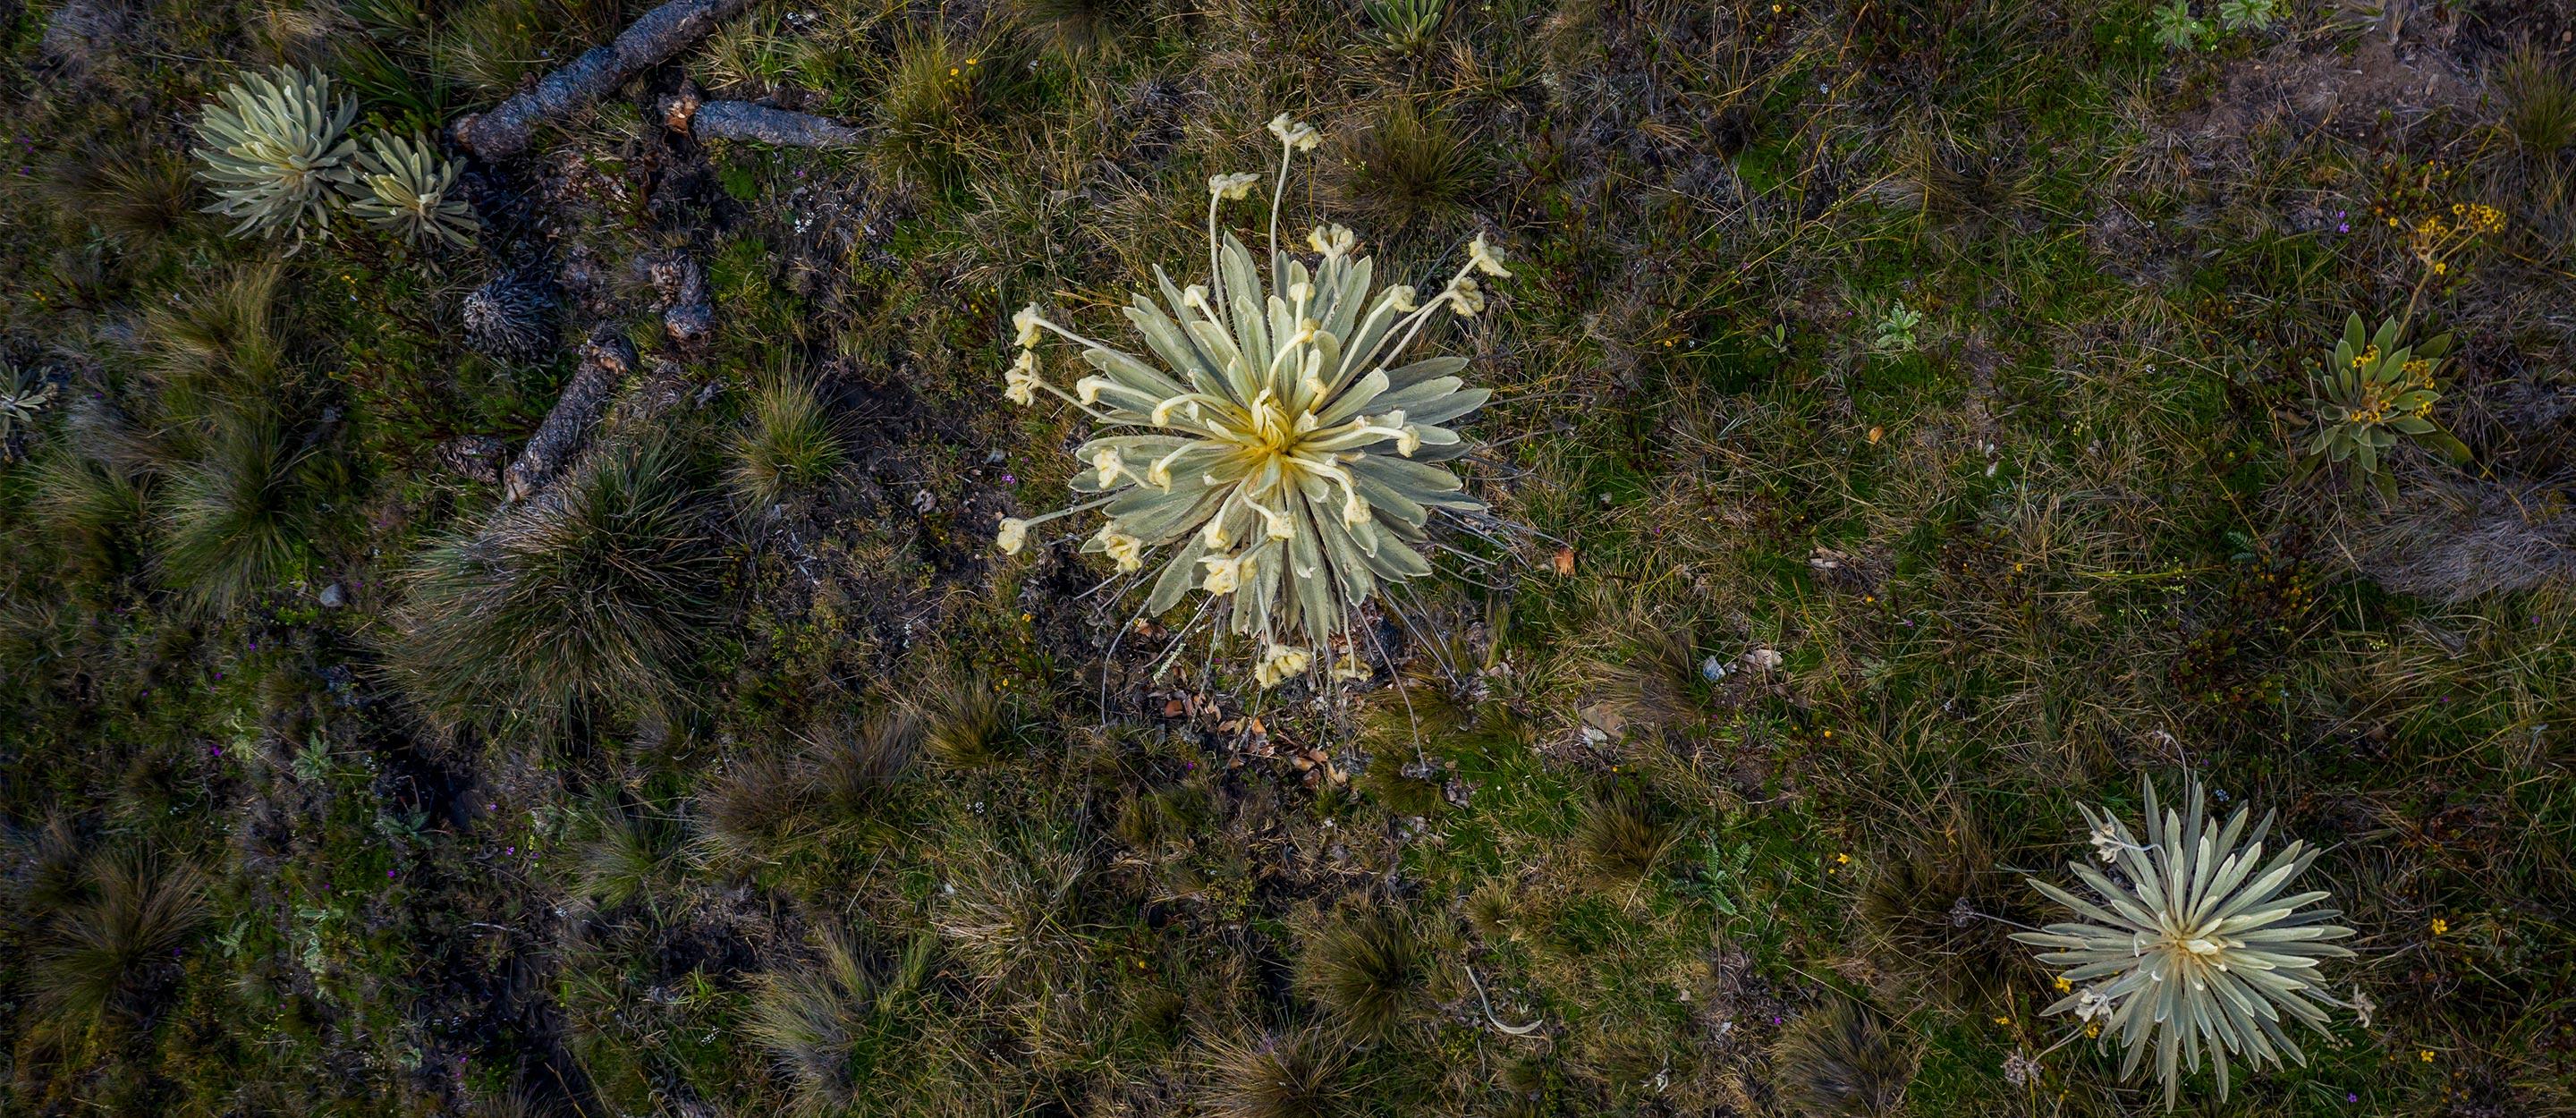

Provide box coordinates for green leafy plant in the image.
[192,66,358,242]
[994,114,1501,686]
[2216,0,2276,31]
[2150,1,2207,50]
[1,363,55,455]
[2299,313,2470,501]
[344,131,473,248]
[1870,300,1922,352]
[1363,0,1446,54]
[2012,777,2358,1109]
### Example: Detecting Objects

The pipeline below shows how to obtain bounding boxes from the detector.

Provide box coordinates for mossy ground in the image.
[3,1,2573,1116]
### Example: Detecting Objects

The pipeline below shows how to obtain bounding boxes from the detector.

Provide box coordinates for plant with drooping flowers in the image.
[993,113,1505,687]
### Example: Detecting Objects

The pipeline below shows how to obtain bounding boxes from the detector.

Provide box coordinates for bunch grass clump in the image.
[192,66,357,242]
[730,374,846,508]
[2496,45,2576,159]
[46,141,197,245]
[158,402,348,611]
[2012,777,2357,1108]
[1295,902,1427,1039]
[1332,102,1480,232]
[30,853,207,1037]
[994,113,1505,685]
[1198,1029,1355,1118]
[344,131,473,249]
[392,432,725,730]
[1771,995,1919,1118]
[908,665,1009,767]
[745,928,934,1116]
[1574,783,1675,885]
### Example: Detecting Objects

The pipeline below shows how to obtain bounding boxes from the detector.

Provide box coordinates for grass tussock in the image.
[29,853,207,1038]
[909,664,1011,768]
[1573,783,1676,885]
[2496,46,2576,161]
[931,829,1089,990]
[730,373,845,508]
[569,792,689,911]
[1853,812,2038,1008]
[745,928,935,1116]
[1331,101,1480,234]
[46,139,196,245]
[391,432,725,730]
[872,30,997,186]
[1295,902,1428,1040]
[158,402,349,610]
[1198,1029,1357,1118]
[1008,0,1131,56]
[1771,995,1919,1118]
[697,745,823,865]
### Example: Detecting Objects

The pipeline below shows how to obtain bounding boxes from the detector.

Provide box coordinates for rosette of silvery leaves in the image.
[994,113,1506,688]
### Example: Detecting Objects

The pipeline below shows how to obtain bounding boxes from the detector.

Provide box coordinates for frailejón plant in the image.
[992,114,1503,687]
[192,66,358,242]
[2012,777,2357,1109]
[345,131,473,248]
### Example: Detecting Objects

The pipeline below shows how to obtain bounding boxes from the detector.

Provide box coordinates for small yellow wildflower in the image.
[2430,917,2448,936]
[2419,1050,2436,1063]
[2054,976,2072,993]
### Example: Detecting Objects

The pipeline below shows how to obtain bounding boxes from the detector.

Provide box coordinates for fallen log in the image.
[660,86,863,148]
[702,103,862,148]
[504,330,636,502]
[453,0,758,161]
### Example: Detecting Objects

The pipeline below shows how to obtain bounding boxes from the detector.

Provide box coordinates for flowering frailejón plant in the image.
[2300,313,2470,501]
[192,66,359,242]
[2012,778,2357,1109]
[994,114,1504,687]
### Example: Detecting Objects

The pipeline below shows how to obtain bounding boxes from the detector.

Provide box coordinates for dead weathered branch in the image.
[660,87,863,148]
[504,330,636,501]
[644,250,712,349]
[698,101,864,148]
[453,0,758,161]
